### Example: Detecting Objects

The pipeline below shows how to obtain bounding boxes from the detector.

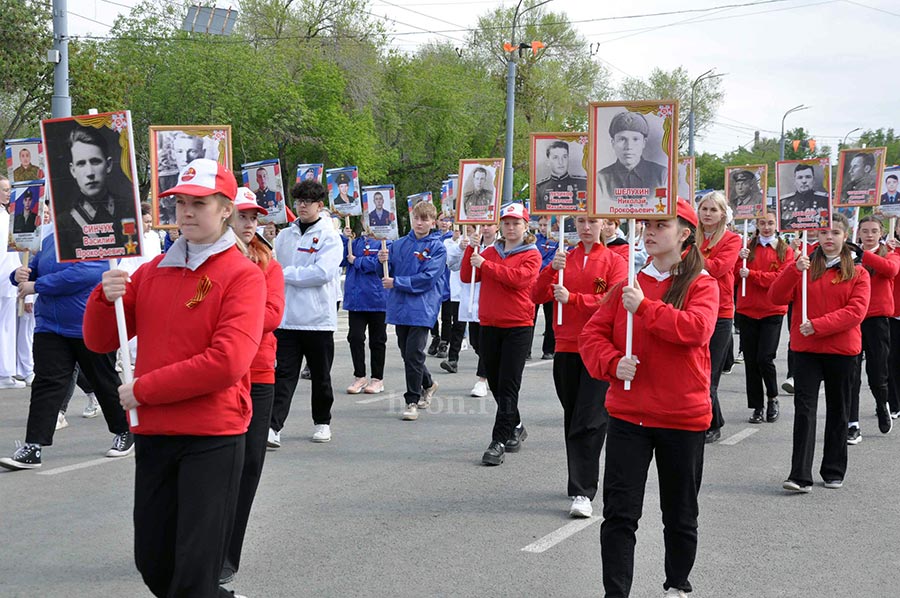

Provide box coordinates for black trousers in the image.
[786,303,796,378]
[708,317,732,431]
[395,325,433,405]
[601,417,705,597]
[271,329,334,430]
[532,301,556,355]
[430,300,454,342]
[480,325,531,443]
[790,352,854,486]
[737,313,783,409]
[134,434,244,598]
[553,352,609,499]
[850,317,890,422]
[60,364,96,413]
[467,322,487,378]
[347,311,387,380]
[442,302,467,362]
[223,383,273,578]
[888,319,900,413]
[25,332,127,446]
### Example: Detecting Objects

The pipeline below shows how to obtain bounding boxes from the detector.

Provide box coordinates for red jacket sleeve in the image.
[531,263,558,305]
[811,267,870,337]
[263,260,286,334]
[579,284,624,381]
[634,274,719,346]
[768,263,802,306]
[83,264,145,353]
[459,245,479,283]
[704,232,742,279]
[480,250,541,289]
[862,251,900,279]
[748,250,795,286]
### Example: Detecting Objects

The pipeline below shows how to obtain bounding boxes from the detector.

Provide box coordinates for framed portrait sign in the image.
[877,165,900,218]
[677,156,695,202]
[407,191,433,214]
[9,183,44,251]
[588,100,679,219]
[296,163,324,185]
[149,125,232,228]
[775,158,832,232]
[446,175,458,215]
[325,166,362,217]
[41,111,143,262]
[834,147,886,208]
[530,132,589,215]
[241,159,286,224]
[455,158,504,224]
[362,184,398,240]
[4,138,45,184]
[440,180,453,215]
[725,164,767,220]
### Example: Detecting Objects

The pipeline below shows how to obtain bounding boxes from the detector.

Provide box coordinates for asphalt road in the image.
[1,313,898,597]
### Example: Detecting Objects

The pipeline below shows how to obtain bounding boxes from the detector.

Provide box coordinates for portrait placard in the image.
[530,132,588,215]
[834,147,886,208]
[149,125,232,228]
[242,159,286,224]
[325,166,362,217]
[296,163,324,185]
[440,180,453,215]
[4,138,45,184]
[407,191,433,214]
[588,101,678,219]
[775,158,831,232]
[455,158,504,224]
[446,175,459,215]
[42,111,143,262]
[362,185,398,240]
[677,156,695,203]
[9,183,43,251]
[877,165,900,218]
[725,164,767,220]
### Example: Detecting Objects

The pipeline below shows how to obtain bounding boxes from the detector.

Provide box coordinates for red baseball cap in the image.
[499,203,529,221]
[676,197,698,227]
[234,186,269,215]
[159,159,238,201]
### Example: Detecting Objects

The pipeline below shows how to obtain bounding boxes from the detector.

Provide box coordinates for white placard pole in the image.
[741,220,748,297]
[469,225,480,307]
[801,231,808,324]
[556,215,565,326]
[109,259,138,427]
[624,219,636,391]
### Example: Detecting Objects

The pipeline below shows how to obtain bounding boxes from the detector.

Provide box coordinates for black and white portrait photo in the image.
[678,157,695,203]
[530,133,588,214]
[835,147,884,208]
[775,159,831,232]
[456,159,503,224]
[725,165,767,220]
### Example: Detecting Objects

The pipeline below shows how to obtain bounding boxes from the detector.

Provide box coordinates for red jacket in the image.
[734,241,794,319]
[83,246,266,436]
[768,262,870,356]
[893,246,900,318]
[461,242,541,328]
[251,259,285,384]
[579,268,719,432]
[531,242,627,352]
[606,238,630,262]
[699,230,742,320]
[861,249,898,318]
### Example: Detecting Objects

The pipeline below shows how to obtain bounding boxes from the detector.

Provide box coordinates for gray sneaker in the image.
[82,394,101,418]
[418,381,439,408]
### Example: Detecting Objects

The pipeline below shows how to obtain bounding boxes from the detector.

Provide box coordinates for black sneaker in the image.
[705,428,721,444]
[481,441,505,466]
[427,337,440,356]
[847,426,862,445]
[748,408,764,424]
[219,566,236,585]
[435,341,449,359]
[782,479,811,494]
[541,352,554,360]
[439,360,458,374]
[0,442,42,470]
[766,399,780,423]
[300,366,311,380]
[505,424,528,453]
[877,403,893,434]
[107,432,135,458]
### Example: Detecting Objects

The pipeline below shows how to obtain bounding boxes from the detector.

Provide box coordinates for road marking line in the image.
[355,395,391,404]
[524,360,553,369]
[521,517,600,553]
[720,427,759,446]
[37,456,130,476]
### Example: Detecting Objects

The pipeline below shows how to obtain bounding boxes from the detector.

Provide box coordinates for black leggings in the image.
[708,318,732,431]
[347,311,387,379]
[736,313,783,409]
[850,316,890,422]
[480,325,531,443]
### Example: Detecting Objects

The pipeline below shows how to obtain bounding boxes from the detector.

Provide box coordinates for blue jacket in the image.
[341,236,390,312]
[10,234,109,338]
[536,232,559,269]
[385,230,447,327]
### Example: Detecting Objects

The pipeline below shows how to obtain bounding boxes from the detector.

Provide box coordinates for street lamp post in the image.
[841,127,861,149]
[688,69,725,158]
[779,104,810,160]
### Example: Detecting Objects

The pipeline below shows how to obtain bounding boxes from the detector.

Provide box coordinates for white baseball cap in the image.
[234,186,269,215]
[159,158,238,201]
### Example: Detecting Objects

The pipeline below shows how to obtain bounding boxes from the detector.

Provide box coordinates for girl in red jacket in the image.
[888,237,900,419]
[768,212,870,493]
[531,214,627,518]
[220,188,285,588]
[83,159,266,598]
[580,199,718,598]
[848,215,898,442]
[461,203,541,466]
[696,191,742,443]
[735,213,794,424]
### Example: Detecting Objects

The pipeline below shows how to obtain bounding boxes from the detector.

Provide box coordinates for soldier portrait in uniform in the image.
[530,133,588,214]
[407,191,433,214]
[725,165,767,220]
[677,157,695,203]
[876,166,900,218]
[588,101,678,219]
[775,159,831,232]
[296,163,324,185]
[241,159,285,225]
[362,184,398,240]
[455,158,504,224]
[326,166,362,217]
[835,147,885,208]
[4,139,44,183]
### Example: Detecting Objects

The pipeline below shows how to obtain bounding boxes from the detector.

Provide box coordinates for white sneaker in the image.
[664,589,688,598]
[402,403,419,421]
[460,338,469,352]
[471,379,488,397]
[24,373,35,386]
[781,377,794,394]
[56,411,69,430]
[735,351,744,364]
[267,428,281,449]
[312,424,331,443]
[569,496,592,518]
[0,376,26,390]
[82,394,101,418]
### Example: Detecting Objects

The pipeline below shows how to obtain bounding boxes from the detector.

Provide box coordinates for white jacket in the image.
[444,237,462,302]
[275,217,342,331]
[446,238,480,322]
[1,215,21,299]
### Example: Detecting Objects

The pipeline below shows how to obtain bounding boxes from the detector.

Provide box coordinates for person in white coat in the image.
[0,176,26,390]
[269,180,342,445]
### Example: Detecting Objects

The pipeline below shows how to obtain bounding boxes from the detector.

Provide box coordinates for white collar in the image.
[641,260,671,281]
[825,255,841,268]
[159,228,237,271]
[758,235,776,247]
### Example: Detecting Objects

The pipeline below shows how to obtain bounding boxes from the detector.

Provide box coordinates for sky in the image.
[63,0,899,158]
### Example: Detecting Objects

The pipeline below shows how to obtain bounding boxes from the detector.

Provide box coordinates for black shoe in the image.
[106,431,135,458]
[705,428,721,444]
[748,408,764,424]
[766,399,780,423]
[505,424,528,453]
[300,366,311,380]
[219,567,236,585]
[525,353,533,361]
[0,442,42,470]
[439,360,458,373]
[877,403,893,434]
[847,425,862,445]
[427,337,440,356]
[482,441,505,465]
[435,341,449,359]
[541,352,554,360]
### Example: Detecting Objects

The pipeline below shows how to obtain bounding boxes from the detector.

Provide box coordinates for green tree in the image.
[856,128,900,167]
[693,151,725,191]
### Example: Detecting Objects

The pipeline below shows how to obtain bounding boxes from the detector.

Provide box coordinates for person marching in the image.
[378,200,445,421]
[696,191,742,443]
[461,203,541,466]
[220,188,285,588]
[888,234,900,420]
[533,215,559,360]
[427,214,454,358]
[83,159,266,597]
[735,212,794,424]
[580,199,717,598]
[847,215,897,443]
[531,214,627,518]
[601,217,630,262]
[769,212,870,493]
[439,224,468,373]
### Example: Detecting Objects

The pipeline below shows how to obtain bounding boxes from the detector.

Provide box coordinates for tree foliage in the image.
[0,0,53,139]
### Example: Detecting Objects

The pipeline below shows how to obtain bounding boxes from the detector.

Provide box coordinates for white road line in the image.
[355,395,391,404]
[521,517,600,554]
[524,360,553,369]
[720,427,759,446]
[36,456,131,476]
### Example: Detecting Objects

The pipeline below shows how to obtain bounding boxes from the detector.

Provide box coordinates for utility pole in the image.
[51,0,71,118]
[688,69,724,158]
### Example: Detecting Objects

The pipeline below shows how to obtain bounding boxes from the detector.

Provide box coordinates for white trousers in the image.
[17,308,35,378]
[0,297,16,378]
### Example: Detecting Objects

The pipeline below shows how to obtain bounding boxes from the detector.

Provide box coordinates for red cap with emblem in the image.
[159,158,238,201]
[499,202,529,221]
[676,197,698,227]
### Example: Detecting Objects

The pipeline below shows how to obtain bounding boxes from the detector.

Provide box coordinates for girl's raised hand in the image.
[102,269,130,302]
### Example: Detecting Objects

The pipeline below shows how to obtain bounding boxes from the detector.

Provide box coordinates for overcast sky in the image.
[65,0,898,158]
